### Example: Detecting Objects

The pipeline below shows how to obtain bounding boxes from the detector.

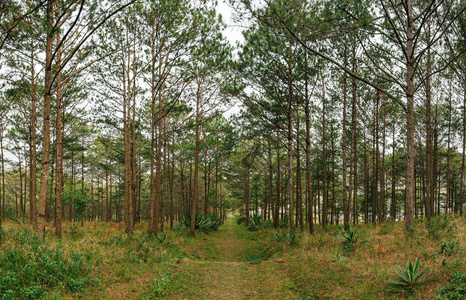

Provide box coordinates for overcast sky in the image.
[216,0,245,46]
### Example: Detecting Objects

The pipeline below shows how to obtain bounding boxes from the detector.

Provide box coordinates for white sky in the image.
[216,0,245,46]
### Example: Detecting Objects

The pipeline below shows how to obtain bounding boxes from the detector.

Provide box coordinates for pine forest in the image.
[0,0,465,299]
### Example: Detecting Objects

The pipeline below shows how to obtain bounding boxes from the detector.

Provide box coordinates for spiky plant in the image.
[388,257,430,291]
[155,233,171,245]
[339,226,363,244]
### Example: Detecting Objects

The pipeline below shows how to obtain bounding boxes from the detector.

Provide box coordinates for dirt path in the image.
[167,216,297,299]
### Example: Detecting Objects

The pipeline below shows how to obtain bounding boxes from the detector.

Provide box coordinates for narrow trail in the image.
[167,216,297,299]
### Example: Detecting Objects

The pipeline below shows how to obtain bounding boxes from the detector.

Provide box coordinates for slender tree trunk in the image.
[191,78,201,236]
[296,106,303,229]
[148,25,159,235]
[321,78,328,227]
[380,104,386,222]
[123,47,132,233]
[37,0,55,236]
[446,91,452,214]
[364,131,369,223]
[287,76,294,231]
[405,0,415,231]
[391,125,397,220]
[350,45,358,225]
[274,130,280,228]
[19,153,23,218]
[305,71,313,234]
[30,46,37,225]
[425,22,434,219]
[1,127,5,220]
[55,34,64,234]
[461,87,466,216]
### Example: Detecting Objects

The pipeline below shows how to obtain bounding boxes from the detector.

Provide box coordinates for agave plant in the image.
[182,212,223,234]
[155,233,172,245]
[388,258,430,291]
[339,226,363,245]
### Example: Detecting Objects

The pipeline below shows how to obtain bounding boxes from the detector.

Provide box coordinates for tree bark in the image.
[37,0,55,236]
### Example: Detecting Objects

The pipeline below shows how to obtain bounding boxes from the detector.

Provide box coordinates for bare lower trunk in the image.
[37,0,55,236]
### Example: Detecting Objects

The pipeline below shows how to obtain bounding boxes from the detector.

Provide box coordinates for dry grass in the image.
[284,217,466,299]
[0,215,464,299]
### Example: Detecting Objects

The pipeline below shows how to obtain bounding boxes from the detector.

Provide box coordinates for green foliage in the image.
[426,215,454,239]
[438,271,466,299]
[388,258,430,292]
[0,228,95,299]
[247,214,271,231]
[279,217,289,229]
[271,230,301,246]
[142,271,173,299]
[439,241,462,257]
[68,223,83,240]
[182,212,223,234]
[154,233,172,246]
[339,226,363,245]
[236,216,247,225]
[63,192,89,222]
[246,254,262,265]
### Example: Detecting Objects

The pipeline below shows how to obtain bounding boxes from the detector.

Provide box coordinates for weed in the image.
[271,230,301,246]
[247,214,271,231]
[438,271,466,299]
[155,233,172,246]
[182,212,223,234]
[142,271,173,299]
[0,228,92,298]
[427,215,454,239]
[339,226,363,245]
[236,216,247,225]
[279,217,289,229]
[246,254,262,264]
[439,241,462,257]
[388,257,430,292]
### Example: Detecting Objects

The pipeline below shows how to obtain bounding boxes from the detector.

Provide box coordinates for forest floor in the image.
[164,216,297,299]
[0,214,465,299]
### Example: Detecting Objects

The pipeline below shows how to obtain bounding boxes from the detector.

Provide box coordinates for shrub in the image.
[279,217,289,229]
[439,271,466,300]
[0,228,94,298]
[388,257,430,292]
[142,271,173,299]
[182,212,223,234]
[271,230,301,246]
[426,215,454,239]
[155,233,172,246]
[247,214,271,231]
[339,226,363,251]
[236,216,247,225]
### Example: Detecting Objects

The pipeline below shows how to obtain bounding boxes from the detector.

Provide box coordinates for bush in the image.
[426,215,454,239]
[182,212,223,234]
[271,230,301,246]
[236,216,247,225]
[247,214,271,231]
[279,217,289,229]
[155,233,172,246]
[339,226,363,252]
[142,271,173,299]
[0,228,94,299]
[388,257,430,292]
[439,271,466,299]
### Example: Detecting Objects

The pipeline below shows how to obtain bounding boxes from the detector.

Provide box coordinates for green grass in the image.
[0,215,464,299]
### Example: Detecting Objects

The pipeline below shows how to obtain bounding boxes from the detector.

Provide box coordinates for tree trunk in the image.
[37,0,55,236]
[391,125,397,220]
[321,78,328,227]
[190,78,201,236]
[30,46,37,225]
[404,0,415,231]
